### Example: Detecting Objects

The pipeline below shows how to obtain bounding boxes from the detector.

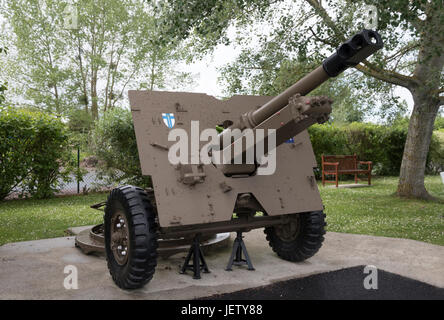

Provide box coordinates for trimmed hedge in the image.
[308,122,444,176]
[0,107,71,199]
[434,117,444,130]
[429,130,444,174]
[90,109,444,185]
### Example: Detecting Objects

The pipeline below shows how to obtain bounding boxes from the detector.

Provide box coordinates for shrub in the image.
[0,107,71,199]
[378,125,407,175]
[308,124,347,172]
[434,116,444,130]
[428,130,444,174]
[308,122,442,177]
[67,109,94,154]
[342,122,387,172]
[91,108,150,188]
[90,110,443,185]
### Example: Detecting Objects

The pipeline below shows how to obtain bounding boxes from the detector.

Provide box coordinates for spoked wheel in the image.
[264,211,326,262]
[104,185,158,289]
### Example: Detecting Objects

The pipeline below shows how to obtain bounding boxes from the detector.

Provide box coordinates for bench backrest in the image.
[322,154,357,170]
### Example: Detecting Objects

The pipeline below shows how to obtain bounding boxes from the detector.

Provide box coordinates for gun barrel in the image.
[249,29,383,127]
[251,65,328,126]
[214,30,383,176]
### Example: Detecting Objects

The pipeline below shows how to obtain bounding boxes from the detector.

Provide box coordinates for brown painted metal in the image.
[218,94,332,174]
[216,68,330,160]
[159,213,296,238]
[128,29,383,235]
[251,66,330,127]
[129,91,323,229]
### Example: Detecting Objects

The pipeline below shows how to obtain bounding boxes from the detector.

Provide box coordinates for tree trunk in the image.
[91,70,98,120]
[77,35,89,113]
[397,88,440,199]
[396,3,444,199]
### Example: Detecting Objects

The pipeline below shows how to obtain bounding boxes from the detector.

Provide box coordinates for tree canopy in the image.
[158,0,444,199]
[0,47,7,105]
[0,0,193,119]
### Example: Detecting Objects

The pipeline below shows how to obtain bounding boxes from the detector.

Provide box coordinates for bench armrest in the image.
[358,161,372,171]
[322,162,339,172]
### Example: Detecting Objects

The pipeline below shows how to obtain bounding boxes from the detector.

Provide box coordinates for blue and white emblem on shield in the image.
[162,113,175,129]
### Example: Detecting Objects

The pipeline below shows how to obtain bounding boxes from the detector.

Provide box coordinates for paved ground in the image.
[0,230,443,299]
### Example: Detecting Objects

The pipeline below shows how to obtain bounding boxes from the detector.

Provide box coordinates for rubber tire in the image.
[104,185,158,289]
[264,211,326,262]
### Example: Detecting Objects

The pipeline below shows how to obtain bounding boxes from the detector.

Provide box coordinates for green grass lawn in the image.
[320,176,444,246]
[0,193,106,245]
[0,176,443,246]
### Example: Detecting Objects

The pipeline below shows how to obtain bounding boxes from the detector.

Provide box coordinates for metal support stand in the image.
[226,231,255,271]
[180,234,210,279]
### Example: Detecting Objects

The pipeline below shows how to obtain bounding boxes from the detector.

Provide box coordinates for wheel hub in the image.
[110,212,129,265]
[275,216,300,241]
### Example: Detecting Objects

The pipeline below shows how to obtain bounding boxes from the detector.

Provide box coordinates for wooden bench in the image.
[321,154,372,187]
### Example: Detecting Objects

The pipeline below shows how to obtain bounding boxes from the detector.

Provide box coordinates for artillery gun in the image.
[104,30,383,289]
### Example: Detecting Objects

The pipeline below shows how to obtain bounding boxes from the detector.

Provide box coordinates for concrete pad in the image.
[0,231,443,300]
[66,225,94,236]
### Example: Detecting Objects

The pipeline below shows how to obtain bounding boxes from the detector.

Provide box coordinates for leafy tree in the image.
[160,0,444,199]
[1,0,192,119]
[3,0,68,115]
[64,0,170,118]
[218,47,375,123]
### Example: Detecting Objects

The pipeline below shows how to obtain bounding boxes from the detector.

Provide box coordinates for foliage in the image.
[157,0,275,56]
[0,47,7,106]
[1,0,192,119]
[158,0,444,198]
[0,192,105,245]
[320,175,444,246]
[67,109,94,133]
[435,116,444,130]
[161,0,443,93]
[309,122,444,176]
[91,107,150,188]
[429,130,444,174]
[3,0,69,115]
[219,54,371,123]
[0,107,72,200]
[0,83,6,106]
